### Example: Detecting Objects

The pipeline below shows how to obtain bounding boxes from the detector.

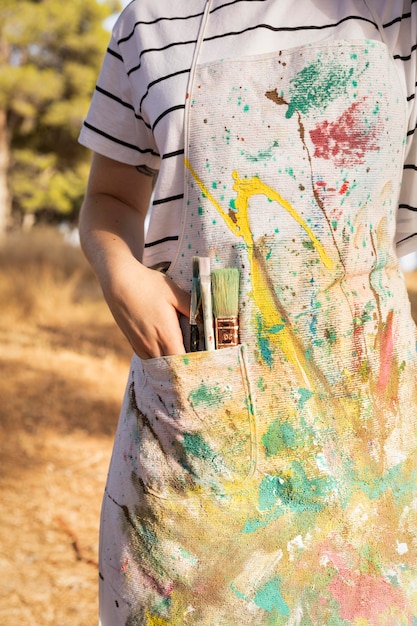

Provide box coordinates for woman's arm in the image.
[79,152,190,359]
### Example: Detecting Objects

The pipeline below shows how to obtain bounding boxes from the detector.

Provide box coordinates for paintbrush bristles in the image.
[211,268,240,317]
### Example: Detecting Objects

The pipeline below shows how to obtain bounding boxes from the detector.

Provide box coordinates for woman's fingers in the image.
[104,266,191,360]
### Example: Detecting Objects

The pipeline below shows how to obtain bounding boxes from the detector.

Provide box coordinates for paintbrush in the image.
[189,256,200,352]
[198,257,216,351]
[211,268,240,349]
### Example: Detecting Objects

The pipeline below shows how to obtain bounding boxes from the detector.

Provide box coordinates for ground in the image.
[0,229,416,626]
[0,229,131,625]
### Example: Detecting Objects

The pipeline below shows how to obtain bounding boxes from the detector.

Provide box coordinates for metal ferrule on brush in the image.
[215,316,239,349]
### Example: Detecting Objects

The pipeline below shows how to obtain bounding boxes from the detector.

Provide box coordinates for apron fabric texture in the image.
[98,22,417,626]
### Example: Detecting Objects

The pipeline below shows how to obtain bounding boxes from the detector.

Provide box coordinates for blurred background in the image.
[0,2,134,625]
[1,2,417,625]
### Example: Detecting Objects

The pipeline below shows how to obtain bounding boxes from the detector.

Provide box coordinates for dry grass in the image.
[0,228,132,626]
[1,228,417,625]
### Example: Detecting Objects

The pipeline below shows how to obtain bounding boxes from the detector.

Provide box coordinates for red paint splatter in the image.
[339,181,349,195]
[309,99,380,167]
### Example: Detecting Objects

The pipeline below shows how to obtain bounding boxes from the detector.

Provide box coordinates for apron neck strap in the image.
[363,0,387,45]
[184,0,213,156]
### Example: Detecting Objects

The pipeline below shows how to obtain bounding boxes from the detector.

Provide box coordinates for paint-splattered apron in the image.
[99,35,417,626]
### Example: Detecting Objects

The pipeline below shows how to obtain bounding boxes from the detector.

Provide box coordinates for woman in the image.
[79,1,417,623]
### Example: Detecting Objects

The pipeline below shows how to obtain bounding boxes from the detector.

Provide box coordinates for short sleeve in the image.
[78,16,161,170]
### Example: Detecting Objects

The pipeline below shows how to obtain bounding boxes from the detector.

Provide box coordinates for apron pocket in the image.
[134,344,257,499]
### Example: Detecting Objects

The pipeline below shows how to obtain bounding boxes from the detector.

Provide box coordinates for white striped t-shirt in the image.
[79,0,417,268]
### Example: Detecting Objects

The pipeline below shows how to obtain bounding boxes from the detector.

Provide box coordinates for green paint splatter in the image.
[230,583,246,601]
[189,382,225,406]
[302,240,315,251]
[183,432,215,462]
[298,387,314,408]
[253,576,290,616]
[268,324,285,334]
[286,59,355,119]
[259,475,281,510]
[262,420,300,456]
[256,313,274,368]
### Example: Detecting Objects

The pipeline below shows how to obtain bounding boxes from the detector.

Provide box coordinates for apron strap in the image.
[184,0,213,158]
[363,0,388,45]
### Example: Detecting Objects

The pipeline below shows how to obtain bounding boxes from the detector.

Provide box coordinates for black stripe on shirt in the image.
[118,0,268,45]
[152,105,185,132]
[125,14,379,78]
[106,46,123,62]
[144,235,179,249]
[127,39,198,76]
[393,43,417,63]
[162,149,185,160]
[407,124,417,137]
[118,12,206,45]
[383,1,416,30]
[139,68,190,112]
[202,15,378,45]
[152,193,184,206]
[404,164,417,171]
[82,121,160,157]
[96,85,136,111]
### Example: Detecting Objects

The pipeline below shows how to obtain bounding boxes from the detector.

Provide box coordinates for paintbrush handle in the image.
[190,324,200,352]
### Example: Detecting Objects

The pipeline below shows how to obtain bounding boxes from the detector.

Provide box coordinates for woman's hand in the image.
[101,256,190,359]
[79,153,190,359]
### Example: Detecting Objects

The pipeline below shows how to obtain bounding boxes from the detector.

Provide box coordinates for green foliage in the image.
[0,0,121,222]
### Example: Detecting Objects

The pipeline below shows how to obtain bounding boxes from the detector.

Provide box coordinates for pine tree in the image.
[0,0,120,234]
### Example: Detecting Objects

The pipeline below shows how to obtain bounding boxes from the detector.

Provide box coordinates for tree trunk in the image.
[0,108,11,238]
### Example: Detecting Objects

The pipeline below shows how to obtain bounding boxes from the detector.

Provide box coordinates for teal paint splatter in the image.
[253,577,290,616]
[246,141,279,163]
[259,475,281,510]
[189,382,226,406]
[298,387,314,408]
[275,462,332,512]
[286,59,355,119]
[243,507,282,534]
[230,583,246,601]
[183,432,215,462]
[262,420,300,456]
[268,324,285,334]
[256,313,274,368]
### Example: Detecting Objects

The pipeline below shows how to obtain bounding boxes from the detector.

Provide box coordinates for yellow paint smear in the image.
[185,158,335,392]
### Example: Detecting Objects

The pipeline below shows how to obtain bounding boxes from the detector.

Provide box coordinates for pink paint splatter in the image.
[377,310,394,394]
[318,541,407,621]
[309,99,380,167]
[328,567,407,622]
